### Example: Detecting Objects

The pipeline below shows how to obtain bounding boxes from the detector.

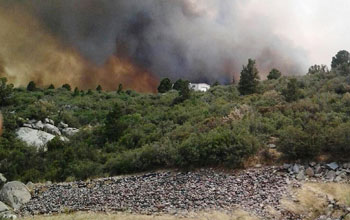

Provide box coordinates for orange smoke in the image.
[0,5,158,93]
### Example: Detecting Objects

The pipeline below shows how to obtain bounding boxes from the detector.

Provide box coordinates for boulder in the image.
[16,127,55,150]
[0,181,31,210]
[43,124,61,136]
[62,128,79,137]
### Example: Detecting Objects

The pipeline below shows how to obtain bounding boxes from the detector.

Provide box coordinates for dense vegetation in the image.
[1,51,350,183]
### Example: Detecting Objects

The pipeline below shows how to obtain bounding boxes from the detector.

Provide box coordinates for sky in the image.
[0,0,349,89]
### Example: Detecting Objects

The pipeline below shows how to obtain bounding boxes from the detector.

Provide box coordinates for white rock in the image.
[34,121,44,130]
[0,181,31,210]
[16,127,55,150]
[326,162,339,170]
[59,122,69,129]
[0,201,9,212]
[62,128,79,137]
[43,124,61,136]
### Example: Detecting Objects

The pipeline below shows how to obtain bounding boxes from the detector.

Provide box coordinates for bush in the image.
[267,68,282,80]
[278,123,324,160]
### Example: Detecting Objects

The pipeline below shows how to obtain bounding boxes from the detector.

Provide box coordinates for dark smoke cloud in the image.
[1,0,310,84]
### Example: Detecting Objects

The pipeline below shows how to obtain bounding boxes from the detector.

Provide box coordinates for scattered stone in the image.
[309,162,316,167]
[296,170,305,180]
[314,164,322,174]
[0,181,31,210]
[326,171,336,180]
[305,167,314,177]
[326,162,339,171]
[283,164,291,170]
[21,167,299,219]
[292,164,300,174]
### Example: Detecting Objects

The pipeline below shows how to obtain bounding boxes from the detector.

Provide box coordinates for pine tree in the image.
[267,68,282,80]
[62,83,71,91]
[117,83,123,94]
[73,87,80,97]
[157,78,172,93]
[48,84,55,90]
[238,59,260,95]
[27,81,37,91]
[96,85,102,93]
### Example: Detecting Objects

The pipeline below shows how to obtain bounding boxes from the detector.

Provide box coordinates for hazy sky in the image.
[1,0,350,86]
[244,0,350,65]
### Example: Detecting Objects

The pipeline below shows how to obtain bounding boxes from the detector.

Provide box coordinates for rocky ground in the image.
[21,167,299,219]
[0,162,348,219]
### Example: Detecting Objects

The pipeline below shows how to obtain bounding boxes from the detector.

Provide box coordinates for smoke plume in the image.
[1,0,348,90]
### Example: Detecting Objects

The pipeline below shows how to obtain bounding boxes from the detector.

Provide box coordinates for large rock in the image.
[0,201,9,212]
[16,127,55,150]
[43,124,61,136]
[62,128,79,137]
[0,181,31,210]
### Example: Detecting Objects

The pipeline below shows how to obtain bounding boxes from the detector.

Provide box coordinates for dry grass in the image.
[22,210,259,220]
[281,182,350,220]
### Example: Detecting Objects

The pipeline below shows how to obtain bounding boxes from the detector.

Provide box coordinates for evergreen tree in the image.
[267,68,282,80]
[87,89,93,95]
[157,78,172,93]
[62,84,71,91]
[96,85,102,93]
[117,83,123,94]
[48,84,55,90]
[212,81,220,87]
[282,78,301,102]
[73,87,80,97]
[173,79,184,91]
[27,81,37,91]
[331,50,350,69]
[238,59,260,95]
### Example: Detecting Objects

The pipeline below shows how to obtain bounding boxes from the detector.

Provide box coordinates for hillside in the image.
[1,62,350,183]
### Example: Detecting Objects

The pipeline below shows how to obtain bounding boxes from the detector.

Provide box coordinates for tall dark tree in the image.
[73,87,80,97]
[96,85,102,93]
[267,68,282,80]
[173,79,185,91]
[179,80,190,100]
[157,78,172,93]
[238,59,260,95]
[117,83,123,94]
[331,50,350,69]
[27,81,37,91]
[282,78,301,102]
[104,103,126,142]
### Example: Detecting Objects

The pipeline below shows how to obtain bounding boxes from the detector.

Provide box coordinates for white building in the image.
[189,83,211,92]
